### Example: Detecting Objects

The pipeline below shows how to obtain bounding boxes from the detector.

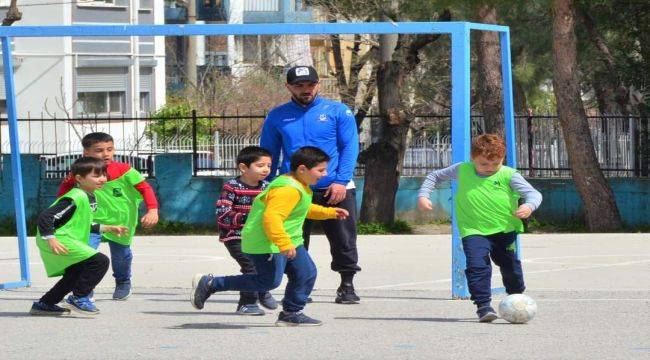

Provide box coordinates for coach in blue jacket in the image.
[260,65,361,304]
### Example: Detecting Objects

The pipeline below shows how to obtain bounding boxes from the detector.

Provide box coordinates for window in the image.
[242,35,259,63]
[140,92,151,113]
[77,91,125,116]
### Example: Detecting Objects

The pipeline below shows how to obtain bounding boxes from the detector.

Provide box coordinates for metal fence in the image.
[0,113,647,178]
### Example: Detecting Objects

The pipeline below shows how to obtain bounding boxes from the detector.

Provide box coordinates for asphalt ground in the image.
[1,233,649,359]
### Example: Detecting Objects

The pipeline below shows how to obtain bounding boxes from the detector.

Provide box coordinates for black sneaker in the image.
[236,304,265,316]
[306,297,313,303]
[29,301,71,316]
[259,292,278,310]
[113,281,131,301]
[477,306,498,323]
[275,311,322,327]
[335,284,360,304]
[190,273,214,310]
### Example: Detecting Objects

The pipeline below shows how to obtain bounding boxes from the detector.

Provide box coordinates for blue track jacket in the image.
[260,96,359,189]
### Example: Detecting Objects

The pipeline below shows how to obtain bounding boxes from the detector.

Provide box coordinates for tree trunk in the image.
[551,0,622,231]
[475,4,503,134]
[359,8,450,224]
[2,0,21,26]
[359,61,407,224]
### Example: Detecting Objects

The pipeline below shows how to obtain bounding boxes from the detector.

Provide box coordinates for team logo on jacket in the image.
[113,188,123,197]
[319,114,327,121]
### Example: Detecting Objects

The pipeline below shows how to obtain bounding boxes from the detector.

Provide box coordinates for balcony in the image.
[164,0,312,24]
[164,6,187,23]
[243,0,312,24]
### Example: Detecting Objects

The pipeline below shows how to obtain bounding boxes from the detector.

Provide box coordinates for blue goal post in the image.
[0,21,517,298]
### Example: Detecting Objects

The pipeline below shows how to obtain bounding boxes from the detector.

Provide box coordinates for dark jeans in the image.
[224,239,267,306]
[40,253,109,305]
[462,232,525,306]
[210,245,316,312]
[89,233,132,283]
[303,188,361,274]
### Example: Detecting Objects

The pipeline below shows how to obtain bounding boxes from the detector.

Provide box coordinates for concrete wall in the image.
[1,154,649,228]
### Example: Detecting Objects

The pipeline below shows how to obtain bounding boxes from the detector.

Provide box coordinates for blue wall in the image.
[1,154,649,228]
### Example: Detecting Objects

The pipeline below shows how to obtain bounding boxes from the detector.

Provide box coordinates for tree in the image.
[551,0,622,231]
[314,1,452,224]
[362,7,452,224]
[474,3,504,134]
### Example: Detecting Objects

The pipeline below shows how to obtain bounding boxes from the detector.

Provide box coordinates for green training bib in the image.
[36,188,98,277]
[93,167,144,245]
[241,176,312,254]
[455,162,524,237]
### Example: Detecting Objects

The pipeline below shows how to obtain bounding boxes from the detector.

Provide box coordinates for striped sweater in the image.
[216,177,268,242]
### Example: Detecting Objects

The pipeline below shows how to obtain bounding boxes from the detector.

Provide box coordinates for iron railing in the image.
[0,112,647,178]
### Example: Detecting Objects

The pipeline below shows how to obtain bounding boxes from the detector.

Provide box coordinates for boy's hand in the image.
[47,238,69,255]
[514,204,533,219]
[141,209,159,228]
[282,247,297,259]
[104,225,129,236]
[334,208,349,220]
[418,197,433,211]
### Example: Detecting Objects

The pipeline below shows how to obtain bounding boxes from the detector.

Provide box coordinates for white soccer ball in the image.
[498,294,537,324]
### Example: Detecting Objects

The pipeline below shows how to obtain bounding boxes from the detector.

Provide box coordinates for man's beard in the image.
[292,91,318,105]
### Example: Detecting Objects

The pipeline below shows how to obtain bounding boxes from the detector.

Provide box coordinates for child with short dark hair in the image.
[191,146,349,326]
[57,132,159,300]
[418,134,543,322]
[31,157,127,315]
[216,145,278,315]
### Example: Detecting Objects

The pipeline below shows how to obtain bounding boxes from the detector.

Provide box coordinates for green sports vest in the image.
[36,188,98,277]
[93,168,144,245]
[241,175,312,254]
[455,162,524,237]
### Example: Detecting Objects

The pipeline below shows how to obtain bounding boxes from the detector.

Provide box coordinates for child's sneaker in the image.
[236,304,265,316]
[275,311,322,327]
[335,283,360,304]
[66,295,100,315]
[113,281,131,300]
[29,301,71,316]
[190,273,214,310]
[477,305,498,323]
[259,292,278,310]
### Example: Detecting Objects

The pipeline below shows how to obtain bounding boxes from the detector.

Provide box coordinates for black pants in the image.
[40,253,109,305]
[224,239,266,305]
[303,188,361,274]
[461,232,525,306]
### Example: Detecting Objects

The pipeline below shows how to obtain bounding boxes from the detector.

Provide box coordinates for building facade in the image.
[0,0,165,154]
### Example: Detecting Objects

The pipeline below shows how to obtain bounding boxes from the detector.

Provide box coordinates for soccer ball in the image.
[498,294,537,324]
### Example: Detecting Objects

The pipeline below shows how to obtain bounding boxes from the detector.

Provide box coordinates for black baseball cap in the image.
[286,65,319,84]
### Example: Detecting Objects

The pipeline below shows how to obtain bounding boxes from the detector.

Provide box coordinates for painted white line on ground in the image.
[362,259,650,290]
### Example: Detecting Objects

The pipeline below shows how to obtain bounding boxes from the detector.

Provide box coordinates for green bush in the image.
[357,220,413,235]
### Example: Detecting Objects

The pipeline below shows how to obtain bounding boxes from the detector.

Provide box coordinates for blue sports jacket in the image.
[260,96,359,189]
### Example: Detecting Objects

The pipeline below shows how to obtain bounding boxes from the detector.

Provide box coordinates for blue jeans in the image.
[210,245,316,312]
[462,232,525,306]
[89,233,132,283]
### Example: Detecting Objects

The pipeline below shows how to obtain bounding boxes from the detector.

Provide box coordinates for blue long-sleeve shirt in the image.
[260,96,359,189]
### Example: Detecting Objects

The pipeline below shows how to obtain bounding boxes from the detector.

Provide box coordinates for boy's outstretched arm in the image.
[306,204,338,220]
[417,163,461,211]
[510,173,543,219]
[135,180,159,227]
